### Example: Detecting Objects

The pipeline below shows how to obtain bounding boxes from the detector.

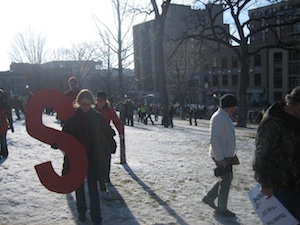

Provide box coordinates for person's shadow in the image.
[0,157,7,165]
[66,181,139,225]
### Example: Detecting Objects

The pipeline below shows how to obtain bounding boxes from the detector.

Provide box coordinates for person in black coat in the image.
[62,89,113,225]
[0,89,14,158]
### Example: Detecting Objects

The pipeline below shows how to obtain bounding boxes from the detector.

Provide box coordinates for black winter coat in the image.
[63,107,115,179]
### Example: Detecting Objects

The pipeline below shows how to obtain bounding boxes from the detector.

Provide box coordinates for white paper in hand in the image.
[248,184,298,225]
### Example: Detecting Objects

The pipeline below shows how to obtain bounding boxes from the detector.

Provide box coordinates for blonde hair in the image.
[73,89,95,108]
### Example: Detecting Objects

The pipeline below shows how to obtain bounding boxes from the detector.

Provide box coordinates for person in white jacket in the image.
[202,93,237,217]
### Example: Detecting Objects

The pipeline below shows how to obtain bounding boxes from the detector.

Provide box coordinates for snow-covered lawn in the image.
[0,113,261,225]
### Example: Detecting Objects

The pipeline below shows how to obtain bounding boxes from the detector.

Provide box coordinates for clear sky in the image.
[0,0,269,72]
[0,0,124,71]
[0,0,195,71]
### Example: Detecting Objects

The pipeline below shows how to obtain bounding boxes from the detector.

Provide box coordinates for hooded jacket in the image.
[253,102,300,191]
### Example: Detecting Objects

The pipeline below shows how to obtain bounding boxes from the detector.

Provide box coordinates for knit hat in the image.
[219,94,237,108]
[285,86,300,105]
[97,91,107,99]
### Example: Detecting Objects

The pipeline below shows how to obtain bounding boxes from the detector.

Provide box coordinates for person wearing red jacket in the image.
[64,76,81,104]
[95,91,124,186]
[0,89,14,158]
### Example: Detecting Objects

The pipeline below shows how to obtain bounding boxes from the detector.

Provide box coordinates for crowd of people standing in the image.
[3,75,300,223]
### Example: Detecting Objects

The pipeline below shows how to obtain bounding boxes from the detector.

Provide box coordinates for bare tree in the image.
[47,42,101,88]
[94,0,136,101]
[150,0,172,109]
[165,39,200,118]
[9,28,46,64]
[181,0,298,127]
[94,30,117,100]
[93,0,140,164]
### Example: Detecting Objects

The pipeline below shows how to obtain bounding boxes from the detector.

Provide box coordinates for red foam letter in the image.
[25,88,88,193]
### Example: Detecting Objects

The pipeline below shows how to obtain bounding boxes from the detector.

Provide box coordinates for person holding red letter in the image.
[62,89,113,225]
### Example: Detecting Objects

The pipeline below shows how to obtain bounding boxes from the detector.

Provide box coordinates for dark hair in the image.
[97,91,107,99]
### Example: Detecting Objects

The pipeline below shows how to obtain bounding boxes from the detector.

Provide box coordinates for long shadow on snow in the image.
[66,182,139,225]
[123,164,190,225]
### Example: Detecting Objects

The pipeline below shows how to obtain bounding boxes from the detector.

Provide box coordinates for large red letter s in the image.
[25,88,88,194]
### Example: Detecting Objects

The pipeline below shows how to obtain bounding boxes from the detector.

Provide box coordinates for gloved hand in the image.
[51,143,59,149]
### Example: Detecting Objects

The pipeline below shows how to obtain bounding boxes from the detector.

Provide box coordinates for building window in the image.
[289,63,300,75]
[273,52,282,88]
[289,76,300,89]
[232,57,238,68]
[254,54,261,67]
[289,51,300,61]
[221,57,227,69]
[254,73,261,86]
[213,74,218,86]
[232,74,238,86]
[222,74,228,86]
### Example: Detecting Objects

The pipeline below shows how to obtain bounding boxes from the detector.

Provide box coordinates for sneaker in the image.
[202,196,217,209]
[215,208,236,217]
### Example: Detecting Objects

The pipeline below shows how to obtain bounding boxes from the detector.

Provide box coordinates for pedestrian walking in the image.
[12,94,22,120]
[144,105,154,125]
[169,104,175,128]
[202,93,238,217]
[253,86,300,222]
[125,99,135,126]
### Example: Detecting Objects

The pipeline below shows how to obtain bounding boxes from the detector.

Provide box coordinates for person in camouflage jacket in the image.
[253,86,300,221]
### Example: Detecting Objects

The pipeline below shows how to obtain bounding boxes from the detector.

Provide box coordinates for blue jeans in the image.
[274,189,300,222]
[75,156,102,223]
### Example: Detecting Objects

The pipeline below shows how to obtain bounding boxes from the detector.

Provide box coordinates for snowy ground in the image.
[0,112,262,225]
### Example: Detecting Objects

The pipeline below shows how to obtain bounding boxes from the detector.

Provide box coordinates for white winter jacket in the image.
[209,108,236,161]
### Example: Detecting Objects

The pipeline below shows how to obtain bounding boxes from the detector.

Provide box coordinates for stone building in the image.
[133,1,300,106]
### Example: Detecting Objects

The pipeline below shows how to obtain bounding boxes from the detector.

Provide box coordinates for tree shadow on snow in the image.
[123,164,190,225]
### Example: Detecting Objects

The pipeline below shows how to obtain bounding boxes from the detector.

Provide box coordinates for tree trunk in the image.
[155,19,169,107]
[237,57,249,127]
